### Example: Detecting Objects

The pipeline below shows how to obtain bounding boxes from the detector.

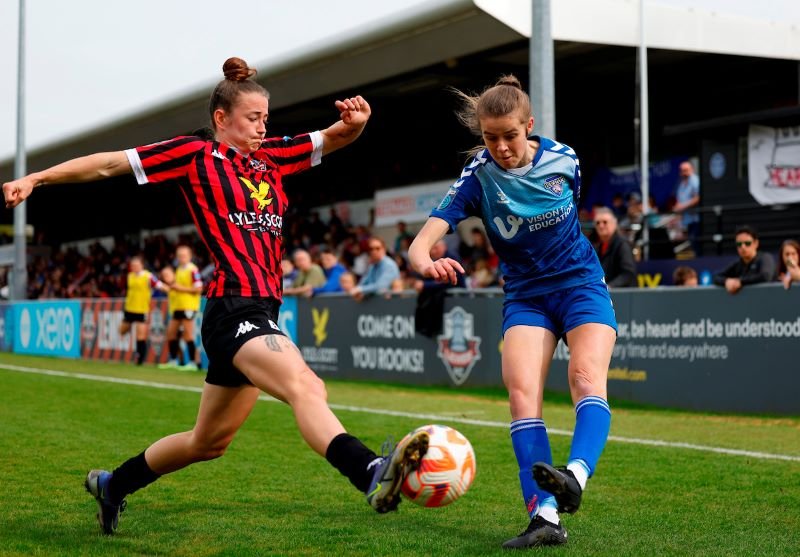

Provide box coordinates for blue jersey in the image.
[430,136,604,299]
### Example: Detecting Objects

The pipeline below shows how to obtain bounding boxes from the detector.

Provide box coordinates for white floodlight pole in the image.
[530,0,555,139]
[13,0,28,300]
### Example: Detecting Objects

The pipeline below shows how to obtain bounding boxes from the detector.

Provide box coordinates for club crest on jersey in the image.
[249,157,267,172]
[543,175,566,196]
[240,177,273,211]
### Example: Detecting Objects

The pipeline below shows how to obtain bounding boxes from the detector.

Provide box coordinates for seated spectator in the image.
[281,257,298,290]
[592,207,637,287]
[347,237,400,301]
[777,239,800,290]
[712,225,776,295]
[672,266,698,287]
[468,257,497,289]
[310,249,347,297]
[283,249,326,296]
[338,271,358,293]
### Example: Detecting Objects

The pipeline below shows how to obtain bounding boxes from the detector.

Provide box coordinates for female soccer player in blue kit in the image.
[409,75,617,549]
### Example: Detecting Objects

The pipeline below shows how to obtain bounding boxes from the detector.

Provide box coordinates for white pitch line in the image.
[3,362,799,463]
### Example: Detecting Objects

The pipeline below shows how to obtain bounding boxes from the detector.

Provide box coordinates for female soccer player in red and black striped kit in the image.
[3,57,428,535]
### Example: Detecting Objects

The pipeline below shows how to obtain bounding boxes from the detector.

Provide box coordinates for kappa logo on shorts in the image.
[235,321,260,338]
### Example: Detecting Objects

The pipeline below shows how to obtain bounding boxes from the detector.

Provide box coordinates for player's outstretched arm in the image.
[3,151,131,208]
[409,217,465,285]
[320,95,371,156]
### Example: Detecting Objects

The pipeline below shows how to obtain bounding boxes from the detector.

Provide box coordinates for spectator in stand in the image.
[618,192,644,248]
[777,239,800,290]
[610,192,627,221]
[672,161,701,254]
[469,257,497,288]
[280,257,297,290]
[283,249,326,296]
[592,207,637,287]
[672,266,698,287]
[461,226,497,270]
[310,248,347,296]
[346,237,399,301]
[338,271,358,293]
[393,221,414,254]
[712,225,776,294]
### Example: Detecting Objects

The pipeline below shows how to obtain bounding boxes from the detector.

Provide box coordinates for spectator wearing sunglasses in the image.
[592,207,637,287]
[347,237,400,301]
[712,225,776,294]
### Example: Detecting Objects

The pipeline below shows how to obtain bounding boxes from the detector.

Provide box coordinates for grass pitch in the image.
[0,352,798,556]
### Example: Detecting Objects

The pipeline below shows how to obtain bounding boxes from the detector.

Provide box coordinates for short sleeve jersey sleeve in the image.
[260,131,323,177]
[125,136,207,185]
[429,158,485,232]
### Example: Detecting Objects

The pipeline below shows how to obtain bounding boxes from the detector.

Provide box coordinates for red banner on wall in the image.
[80,298,170,364]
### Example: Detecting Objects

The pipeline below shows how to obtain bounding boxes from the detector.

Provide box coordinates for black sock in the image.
[325,433,379,493]
[168,339,180,360]
[108,451,161,504]
[186,341,196,363]
[136,340,147,365]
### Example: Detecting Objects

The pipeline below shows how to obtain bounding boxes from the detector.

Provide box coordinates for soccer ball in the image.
[401,424,476,507]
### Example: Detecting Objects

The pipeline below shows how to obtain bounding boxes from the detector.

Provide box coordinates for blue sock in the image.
[568,396,611,478]
[511,418,556,517]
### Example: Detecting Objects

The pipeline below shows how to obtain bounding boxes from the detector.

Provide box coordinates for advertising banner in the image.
[0,302,10,352]
[748,125,800,205]
[13,300,81,358]
[374,181,452,226]
[80,298,170,364]
[549,285,800,414]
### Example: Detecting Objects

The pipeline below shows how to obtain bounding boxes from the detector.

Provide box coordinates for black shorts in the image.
[123,311,146,323]
[172,310,196,321]
[201,296,286,387]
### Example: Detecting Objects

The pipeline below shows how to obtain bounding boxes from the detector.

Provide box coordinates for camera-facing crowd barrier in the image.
[0,287,796,414]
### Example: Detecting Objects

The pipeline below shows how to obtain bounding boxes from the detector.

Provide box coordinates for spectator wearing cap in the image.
[592,207,637,287]
[712,225,776,295]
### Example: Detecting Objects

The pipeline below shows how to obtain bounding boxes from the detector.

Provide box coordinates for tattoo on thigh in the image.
[264,335,282,352]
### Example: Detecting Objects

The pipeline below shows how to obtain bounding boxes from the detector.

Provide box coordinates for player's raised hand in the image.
[421,257,465,285]
[3,176,37,209]
[335,96,371,129]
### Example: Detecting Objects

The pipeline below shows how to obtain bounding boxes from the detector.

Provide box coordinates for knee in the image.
[568,364,605,399]
[287,368,328,404]
[190,432,234,461]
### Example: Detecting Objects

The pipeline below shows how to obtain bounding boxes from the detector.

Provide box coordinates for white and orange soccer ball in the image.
[401,424,476,507]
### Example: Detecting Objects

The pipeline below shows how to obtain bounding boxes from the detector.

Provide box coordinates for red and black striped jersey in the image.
[125,133,322,299]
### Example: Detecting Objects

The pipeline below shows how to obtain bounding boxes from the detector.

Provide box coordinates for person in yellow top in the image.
[159,245,204,370]
[120,256,167,365]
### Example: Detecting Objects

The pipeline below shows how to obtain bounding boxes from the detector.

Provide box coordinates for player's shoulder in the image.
[454,149,491,186]
[536,136,579,162]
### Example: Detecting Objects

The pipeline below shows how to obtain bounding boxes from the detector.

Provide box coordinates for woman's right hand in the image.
[3,175,38,209]
[419,257,465,285]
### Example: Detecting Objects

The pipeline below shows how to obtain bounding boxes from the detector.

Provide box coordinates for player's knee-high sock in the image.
[107,451,160,504]
[167,339,180,361]
[511,419,558,520]
[567,396,611,489]
[325,433,379,493]
[186,341,196,363]
[136,340,147,365]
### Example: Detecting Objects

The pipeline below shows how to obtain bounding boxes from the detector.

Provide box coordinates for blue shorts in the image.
[502,281,618,338]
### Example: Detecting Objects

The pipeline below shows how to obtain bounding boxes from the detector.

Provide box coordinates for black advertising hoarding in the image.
[295,285,800,415]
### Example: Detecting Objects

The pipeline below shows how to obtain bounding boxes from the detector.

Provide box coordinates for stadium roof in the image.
[1,0,799,174]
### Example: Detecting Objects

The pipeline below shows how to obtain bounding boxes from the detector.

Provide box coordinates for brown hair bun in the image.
[223,57,257,82]
[495,75,522,89]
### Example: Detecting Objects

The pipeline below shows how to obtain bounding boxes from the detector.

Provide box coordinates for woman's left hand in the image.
[335,96,371,129]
